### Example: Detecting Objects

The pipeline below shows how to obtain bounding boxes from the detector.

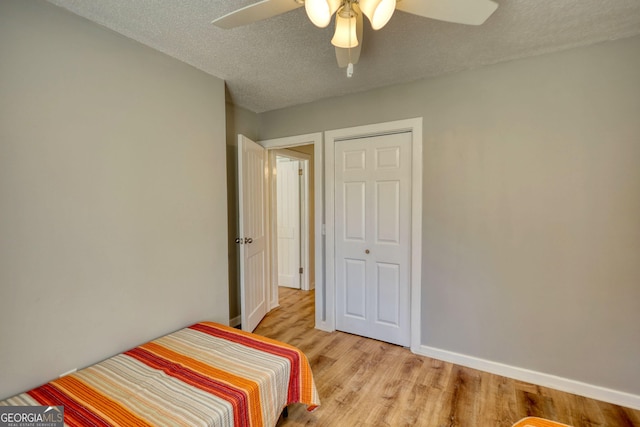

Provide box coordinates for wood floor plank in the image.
[543,387,579,426]
[568,395,606,427]
[254,288,640,426]
[476,373,518,426]
[434,364,482,426]
[598,401,640,427]
[516,388,556,419]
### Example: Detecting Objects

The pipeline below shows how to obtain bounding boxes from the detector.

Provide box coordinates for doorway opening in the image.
[272,149,311,291]
[260,133,322,323]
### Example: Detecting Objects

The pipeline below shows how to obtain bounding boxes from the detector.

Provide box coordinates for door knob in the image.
[245,237,253,244]
[365,249,370,254]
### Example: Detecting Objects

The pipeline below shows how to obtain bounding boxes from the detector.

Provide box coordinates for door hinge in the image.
[298,168,303,176]
[299,267,303,274]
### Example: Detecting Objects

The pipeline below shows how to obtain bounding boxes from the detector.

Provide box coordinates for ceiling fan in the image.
[212,0,498,77]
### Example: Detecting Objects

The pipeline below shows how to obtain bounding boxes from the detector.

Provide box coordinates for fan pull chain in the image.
[347,5,354,78]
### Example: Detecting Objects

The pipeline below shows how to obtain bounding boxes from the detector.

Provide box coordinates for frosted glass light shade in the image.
[331,13,358,48]
[359,0,396,30]
[305,0,341,28]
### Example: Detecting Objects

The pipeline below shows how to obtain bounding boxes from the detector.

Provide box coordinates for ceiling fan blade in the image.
[335,4,363,68]
[396,0,498,26]
[212,0,303,29]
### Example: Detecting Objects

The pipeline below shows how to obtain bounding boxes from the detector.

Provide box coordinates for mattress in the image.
[0,322,319,426]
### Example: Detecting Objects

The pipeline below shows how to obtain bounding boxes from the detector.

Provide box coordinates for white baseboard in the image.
[229,316,241,328]
[415,344,640,410]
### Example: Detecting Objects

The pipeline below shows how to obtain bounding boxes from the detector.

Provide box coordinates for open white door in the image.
[238,134,269,332]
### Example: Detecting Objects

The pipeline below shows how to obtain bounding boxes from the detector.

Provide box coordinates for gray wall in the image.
[0,1,229,399]
[259,36,640,395]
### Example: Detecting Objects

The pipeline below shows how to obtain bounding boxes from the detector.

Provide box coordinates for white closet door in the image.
[334,132,412,346]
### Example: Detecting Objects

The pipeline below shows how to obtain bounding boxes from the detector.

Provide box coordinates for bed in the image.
[0,321,320,426]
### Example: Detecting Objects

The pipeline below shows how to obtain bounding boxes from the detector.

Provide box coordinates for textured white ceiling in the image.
[46,0,640,113]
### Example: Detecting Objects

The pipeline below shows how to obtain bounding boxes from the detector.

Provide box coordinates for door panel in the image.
[376,180,400,243]
[345,258,367,319]
[335,132,412,346]
[343,149,366,170]
[344,182,366,241]
[238,135,268,332]
[376,262,400,325]
[376,146,401,169]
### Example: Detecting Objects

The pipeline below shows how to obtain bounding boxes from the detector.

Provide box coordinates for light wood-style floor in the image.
[254,287,640,427]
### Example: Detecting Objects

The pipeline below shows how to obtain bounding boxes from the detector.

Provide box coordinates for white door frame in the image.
[271,149,311,292]
[325,118,423,352]
[260,133,324,315]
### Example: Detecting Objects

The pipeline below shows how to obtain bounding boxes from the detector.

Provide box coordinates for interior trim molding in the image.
[229,316,241,328]
[415,344,640,410]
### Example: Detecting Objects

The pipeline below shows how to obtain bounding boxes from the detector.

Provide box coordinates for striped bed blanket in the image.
[0,322,320,426]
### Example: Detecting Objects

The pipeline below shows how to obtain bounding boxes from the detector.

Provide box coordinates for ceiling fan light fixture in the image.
[305,0,341,28]
[359,0,396,30]
[331,12,358,48]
